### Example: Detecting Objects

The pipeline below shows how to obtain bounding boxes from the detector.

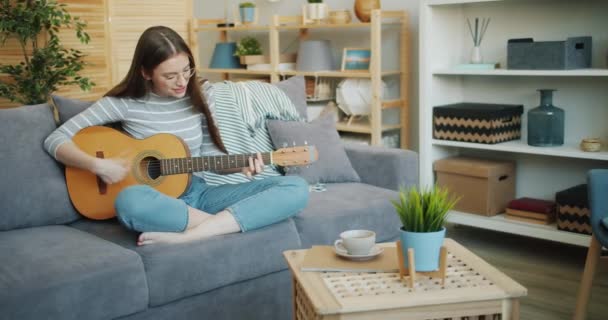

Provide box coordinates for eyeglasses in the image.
[162,68,196,82]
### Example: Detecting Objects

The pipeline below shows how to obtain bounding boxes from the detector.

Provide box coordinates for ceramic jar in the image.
[354,0,380,23]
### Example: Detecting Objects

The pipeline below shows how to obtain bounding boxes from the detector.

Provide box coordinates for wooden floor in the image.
[446,224,608,320]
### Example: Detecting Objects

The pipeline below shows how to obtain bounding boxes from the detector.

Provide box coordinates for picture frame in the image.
[341,48,371,72]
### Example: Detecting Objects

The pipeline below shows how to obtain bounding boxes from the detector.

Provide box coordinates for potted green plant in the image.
[306,0,328,23]
[234,36,263,65]
[238,2,256,25]
[0,0,94,105]
[391,186,459,271]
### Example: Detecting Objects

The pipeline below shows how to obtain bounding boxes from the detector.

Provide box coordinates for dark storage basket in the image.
[433,103,524,144]
[507,36,592,70]
[555,184,592,235]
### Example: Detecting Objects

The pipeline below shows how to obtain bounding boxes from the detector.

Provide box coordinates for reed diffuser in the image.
[466,17,490,64]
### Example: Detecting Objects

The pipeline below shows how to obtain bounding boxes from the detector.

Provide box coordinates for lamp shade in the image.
[209,42,242,69]
[296,40,335,71]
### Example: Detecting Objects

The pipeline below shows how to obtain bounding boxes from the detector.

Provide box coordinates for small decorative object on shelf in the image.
[341,48,371,72]
[238,2,258,25]
[209,42,242,69]
[580,138,601,152]
[296,40,335,71]
[305,77,337,102]
[466,17,490,64]
[354,0,380,23]
[336,78,387,117]
[527,89,564,147]
[507,36,592,70]
[234,36,262,61]
[303,0,329,24]
[391,186,457,276]
[328,10,352,24]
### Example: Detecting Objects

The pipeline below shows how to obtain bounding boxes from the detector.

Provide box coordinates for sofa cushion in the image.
[0,225,148,320]
[71,218,302,307]
[267,114,361,184]
[273,75,307,120]
[51,95,94,124]
[294,182,401,248]
[0,104,80,231]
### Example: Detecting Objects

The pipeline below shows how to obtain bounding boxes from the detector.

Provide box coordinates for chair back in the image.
[588,169,608,246]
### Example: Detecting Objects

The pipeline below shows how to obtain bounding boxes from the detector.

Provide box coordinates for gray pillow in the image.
[273,76,307,121]
[51,95,94,124]
[0,104,80,230]
[267,114,360,184]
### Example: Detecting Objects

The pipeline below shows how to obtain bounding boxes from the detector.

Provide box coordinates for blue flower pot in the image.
[209,42,242,69]
[240,7,255,24]
[399,227,446,272]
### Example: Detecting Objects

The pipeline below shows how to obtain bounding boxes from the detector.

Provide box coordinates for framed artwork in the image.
[341,48,371,72]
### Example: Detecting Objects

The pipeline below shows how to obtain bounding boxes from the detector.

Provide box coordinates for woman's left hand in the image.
[242,152,264,178]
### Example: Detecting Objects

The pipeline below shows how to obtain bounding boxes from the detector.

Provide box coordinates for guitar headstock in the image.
[272,145,318,167]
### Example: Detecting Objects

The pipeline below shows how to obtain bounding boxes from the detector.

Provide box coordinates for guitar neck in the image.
[160,152,272,176]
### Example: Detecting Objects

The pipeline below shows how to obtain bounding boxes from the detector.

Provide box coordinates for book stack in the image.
[505,197,556,225]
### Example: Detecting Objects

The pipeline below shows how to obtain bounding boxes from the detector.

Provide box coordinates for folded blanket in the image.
[203,80,303,185]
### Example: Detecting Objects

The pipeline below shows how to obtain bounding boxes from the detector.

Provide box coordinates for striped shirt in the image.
[43,83,224,178]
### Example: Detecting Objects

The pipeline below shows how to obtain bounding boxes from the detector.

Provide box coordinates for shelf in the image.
[428,0,503,5]
[432,139,608,161]
[277,23,371,30]
[447,211,590,247]
[198,68,273,76]
[433,68,608,77]
[196,25,271,32]
[279,70,402,78]
[335,121,401,134]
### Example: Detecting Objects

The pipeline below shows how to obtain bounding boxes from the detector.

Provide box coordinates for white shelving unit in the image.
[419,0,608,247]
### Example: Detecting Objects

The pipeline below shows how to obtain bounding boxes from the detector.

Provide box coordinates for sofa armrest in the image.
[344,143,418,191]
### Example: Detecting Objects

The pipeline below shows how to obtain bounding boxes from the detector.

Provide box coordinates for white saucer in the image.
[333,243,384,261]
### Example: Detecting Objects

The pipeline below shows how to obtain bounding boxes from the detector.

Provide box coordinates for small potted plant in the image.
[305,0,328,23]
[234,36,263,65]
[239,2,257,25]
[391,186,458,271]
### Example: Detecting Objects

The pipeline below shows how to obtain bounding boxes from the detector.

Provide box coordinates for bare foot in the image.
[137,210,241,246]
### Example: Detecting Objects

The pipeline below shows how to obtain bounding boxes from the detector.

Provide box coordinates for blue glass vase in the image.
[527,89,564,147]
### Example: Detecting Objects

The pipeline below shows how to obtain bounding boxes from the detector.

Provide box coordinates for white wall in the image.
[195,0,420,151]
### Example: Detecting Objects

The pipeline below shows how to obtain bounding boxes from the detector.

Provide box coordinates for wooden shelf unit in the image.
[419,0,608,247]
[193,10,410,148]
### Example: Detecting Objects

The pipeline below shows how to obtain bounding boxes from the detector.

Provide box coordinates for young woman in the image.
[44,26,309,246]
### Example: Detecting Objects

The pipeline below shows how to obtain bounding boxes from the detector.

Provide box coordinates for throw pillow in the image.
[0,104,80,230]
[602,217,608,230]
[273,76,307,121]
[267,114,360,184]
[51,95,94,124]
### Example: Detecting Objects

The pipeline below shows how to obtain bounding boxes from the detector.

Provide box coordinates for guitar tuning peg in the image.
[304,140,308,146]
[292,141,296,147]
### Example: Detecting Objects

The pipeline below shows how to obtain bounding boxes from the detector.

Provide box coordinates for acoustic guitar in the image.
[66,126,318,220]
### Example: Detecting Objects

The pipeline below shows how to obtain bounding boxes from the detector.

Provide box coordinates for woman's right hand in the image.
[92,158,129,184]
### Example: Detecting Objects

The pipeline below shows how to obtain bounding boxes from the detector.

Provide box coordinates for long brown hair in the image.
[105,26,226,153]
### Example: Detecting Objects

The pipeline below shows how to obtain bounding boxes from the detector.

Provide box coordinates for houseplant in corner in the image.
[0,0,94,105]
[391,186,458,271]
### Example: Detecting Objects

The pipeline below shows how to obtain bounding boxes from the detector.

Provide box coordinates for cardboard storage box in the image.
[555,184,592,235]
[434,157,516,216]
[433,103,523,144]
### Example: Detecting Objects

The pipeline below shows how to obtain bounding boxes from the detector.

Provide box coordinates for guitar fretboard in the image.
[160,153,272,175]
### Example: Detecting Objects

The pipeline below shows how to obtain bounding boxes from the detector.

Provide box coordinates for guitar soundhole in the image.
[142,157,162,180]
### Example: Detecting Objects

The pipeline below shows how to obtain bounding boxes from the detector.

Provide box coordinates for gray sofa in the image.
[0,102,418,320]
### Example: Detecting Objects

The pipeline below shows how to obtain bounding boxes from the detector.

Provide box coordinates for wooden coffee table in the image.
[283,239,527,320]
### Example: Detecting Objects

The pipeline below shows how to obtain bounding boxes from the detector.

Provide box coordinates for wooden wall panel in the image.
[0,0,192,107]
[108,0,193,85]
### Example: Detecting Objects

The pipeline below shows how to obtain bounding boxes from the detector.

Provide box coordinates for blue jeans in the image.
[114,175,309,233]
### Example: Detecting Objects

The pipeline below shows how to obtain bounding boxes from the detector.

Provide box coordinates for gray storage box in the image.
[507,36,592,70]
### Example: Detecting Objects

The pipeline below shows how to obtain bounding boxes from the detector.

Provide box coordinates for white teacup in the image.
[334,230,376,256]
